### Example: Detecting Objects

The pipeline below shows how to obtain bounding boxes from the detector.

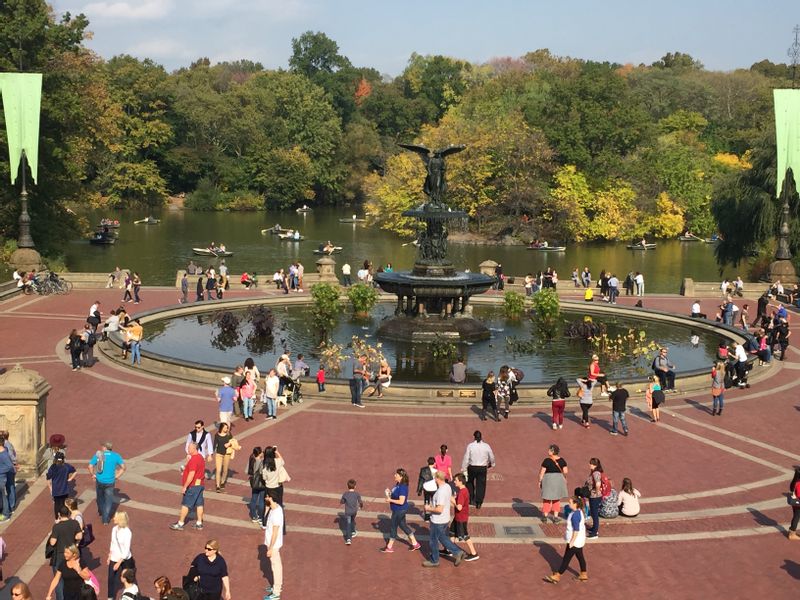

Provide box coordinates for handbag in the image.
[278,464,291,484]
[45,542,55,560]
[79,523,96,547]
[788,495,800,507]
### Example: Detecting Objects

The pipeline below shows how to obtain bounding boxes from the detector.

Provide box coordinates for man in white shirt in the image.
[341,263,352,286]
[734,341,749,388]
[264,494,284,600]
[461,431,495,509]
[422,472,465,568]
[219,260,228,278]
[87,300,101,332]
[690,300,706,318]
[634,272,645,297]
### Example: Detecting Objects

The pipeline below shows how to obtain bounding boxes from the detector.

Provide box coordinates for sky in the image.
[53,0,800,75]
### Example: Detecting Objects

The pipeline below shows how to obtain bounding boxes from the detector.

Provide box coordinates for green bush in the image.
[185,178,224,211]
[347,283,379,314]
[224,191,265,211]
[531,288,561,340]
[311,282,342,340]
[503,290,526,318]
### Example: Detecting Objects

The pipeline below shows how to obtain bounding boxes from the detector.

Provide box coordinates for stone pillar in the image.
[479,260,498,278]
[0,364,51,478]
[680,278,695,297]
[316,256,338,283]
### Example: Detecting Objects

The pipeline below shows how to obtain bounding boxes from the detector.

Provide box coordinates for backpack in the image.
[600,472,612,498]
[511,368,524,383]
[87,332,97,347]
[190,429,208,451]
[122,591,149,600]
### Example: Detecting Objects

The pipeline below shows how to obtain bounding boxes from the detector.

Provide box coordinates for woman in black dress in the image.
[46,545,91,600]
[481,371,498,421]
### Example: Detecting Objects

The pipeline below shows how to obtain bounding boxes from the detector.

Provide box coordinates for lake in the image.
[62,207,732,291]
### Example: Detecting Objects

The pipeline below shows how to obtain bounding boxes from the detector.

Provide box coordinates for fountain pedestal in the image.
[375,204,493,342]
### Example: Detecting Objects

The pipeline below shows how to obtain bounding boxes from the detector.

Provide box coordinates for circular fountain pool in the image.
[140,301,727,383]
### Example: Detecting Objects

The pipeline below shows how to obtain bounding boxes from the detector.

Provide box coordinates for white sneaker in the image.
[600,392,609,397]
[558,424,563,429]
[552,423,558,430]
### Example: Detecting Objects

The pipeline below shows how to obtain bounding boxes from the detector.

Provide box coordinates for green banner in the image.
[774,89,800,198]
[0,72,42,185]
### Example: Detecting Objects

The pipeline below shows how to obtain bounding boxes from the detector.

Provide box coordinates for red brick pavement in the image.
[1,289,799,600]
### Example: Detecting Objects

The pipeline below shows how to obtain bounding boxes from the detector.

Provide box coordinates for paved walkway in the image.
[0,288,798,599]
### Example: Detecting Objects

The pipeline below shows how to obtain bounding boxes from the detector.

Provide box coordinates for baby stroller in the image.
[282,374,304,405]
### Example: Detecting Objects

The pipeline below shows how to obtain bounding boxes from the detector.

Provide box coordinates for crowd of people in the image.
[63,300,143,371]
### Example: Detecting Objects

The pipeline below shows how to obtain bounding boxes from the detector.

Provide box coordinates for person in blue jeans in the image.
[247,447,266,522]
[584,458,605,539]
[340,479,363,544]
[0,441,15,521]
[88,442,126,524]
[422,471,466,567]
[341,354,367,407]
[381,469,420,552]
[609,383,629,436]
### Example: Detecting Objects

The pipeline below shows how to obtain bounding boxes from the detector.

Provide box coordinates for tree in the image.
[97,55,173,206]
[401,53,472,120]
[248,146,314,208]
[652,52,703,70]
[711,131,800,267]
[0,0,120,255]
[289,31,351,77]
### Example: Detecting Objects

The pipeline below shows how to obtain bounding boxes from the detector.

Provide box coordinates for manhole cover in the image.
[503,526,535,536]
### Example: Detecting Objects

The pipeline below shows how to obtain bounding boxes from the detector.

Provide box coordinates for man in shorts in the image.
[169,443,205,531]
[449,473,479,561]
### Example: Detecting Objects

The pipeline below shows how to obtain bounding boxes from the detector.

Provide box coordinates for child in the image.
[450,473,479,561]
[316,365,326,392]
[340,479,363,545]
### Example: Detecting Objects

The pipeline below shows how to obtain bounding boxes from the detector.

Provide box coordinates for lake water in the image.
[63,207,732,291]
[142,303,721,383]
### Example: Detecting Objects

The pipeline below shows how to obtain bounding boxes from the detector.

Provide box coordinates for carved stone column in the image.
[0,364,51,478]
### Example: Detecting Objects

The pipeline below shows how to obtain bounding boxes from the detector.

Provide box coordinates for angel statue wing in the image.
[433,144,466,157]
[397,143,431,165]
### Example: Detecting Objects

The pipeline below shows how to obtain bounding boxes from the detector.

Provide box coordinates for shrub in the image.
[347,283,379,314]
[503,290,526,318]
[185,178,224,211]
[531,288,561,340]
[311,283,342,341]
[224,191,265,211]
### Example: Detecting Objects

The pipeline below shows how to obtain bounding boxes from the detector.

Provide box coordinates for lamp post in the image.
[17,152,34,248]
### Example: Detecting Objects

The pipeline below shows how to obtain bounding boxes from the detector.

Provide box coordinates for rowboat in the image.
[678,235,701,242]
[339,217,367,223]
[627,243,656,250]
[278,233,304,241]
[296,206,313,213]
[98,219,120,229]
[134,217,160,225]
[261,226,293,235]
[89,234,116,245]
[313,246,343,255]
[704,237,720,244]
[527,246,566,252]
[192,247,234,257]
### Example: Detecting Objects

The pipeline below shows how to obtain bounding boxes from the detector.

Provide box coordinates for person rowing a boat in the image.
[293,230,301,240]
[639,237,647,248]
[323,240,335,255]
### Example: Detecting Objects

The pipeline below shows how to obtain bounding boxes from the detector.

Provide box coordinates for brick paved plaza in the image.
[0,287,798,599]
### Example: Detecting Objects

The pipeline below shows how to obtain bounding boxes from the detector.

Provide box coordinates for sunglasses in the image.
[205,546,216,551]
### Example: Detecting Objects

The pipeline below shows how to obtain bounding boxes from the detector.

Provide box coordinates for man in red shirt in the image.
[169,443,205,531]
[450,473,479,561]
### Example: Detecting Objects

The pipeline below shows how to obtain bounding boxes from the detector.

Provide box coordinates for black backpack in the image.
[87,332,97,347]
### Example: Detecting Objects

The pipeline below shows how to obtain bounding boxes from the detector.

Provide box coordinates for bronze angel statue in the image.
[398,143,466,208]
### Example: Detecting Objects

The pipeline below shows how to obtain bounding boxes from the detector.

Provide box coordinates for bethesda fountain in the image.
[374,143,495,342]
